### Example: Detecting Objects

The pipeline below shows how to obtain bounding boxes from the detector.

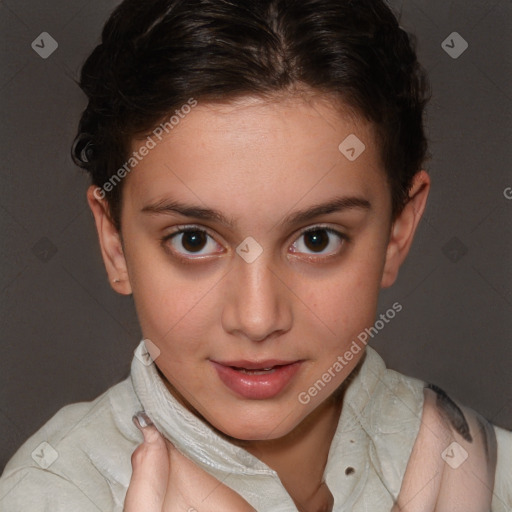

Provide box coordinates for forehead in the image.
[153,94,374,160]
[123,95,388,219]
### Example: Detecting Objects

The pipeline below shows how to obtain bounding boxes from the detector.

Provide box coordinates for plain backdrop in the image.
[1,0,511,471]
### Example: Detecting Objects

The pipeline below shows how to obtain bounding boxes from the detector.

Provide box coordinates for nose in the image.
[221,252,293,342]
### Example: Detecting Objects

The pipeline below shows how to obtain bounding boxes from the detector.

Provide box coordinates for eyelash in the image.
[161,224,349,262]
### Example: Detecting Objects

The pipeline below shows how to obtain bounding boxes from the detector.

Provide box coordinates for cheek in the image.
[124,235,220,348]
[135,279,218,352]
[293,251,385,345]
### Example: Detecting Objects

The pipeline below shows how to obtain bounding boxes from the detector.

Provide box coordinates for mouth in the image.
[232,366,279,375]
[210,359,303,399]
[213,359,299,369]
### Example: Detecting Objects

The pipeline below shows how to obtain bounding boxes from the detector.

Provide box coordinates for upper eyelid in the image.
[165,224,217,239]
[166,223,345,240]
[165,224,346,254]
[299,225,345,236]
[164,226,222,250]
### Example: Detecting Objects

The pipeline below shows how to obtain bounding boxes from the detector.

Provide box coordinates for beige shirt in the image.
[0,341,510,511]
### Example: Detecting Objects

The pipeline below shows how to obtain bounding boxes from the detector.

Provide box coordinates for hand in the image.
[124,412,257,512]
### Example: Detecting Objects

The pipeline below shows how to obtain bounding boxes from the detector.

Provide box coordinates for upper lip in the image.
[211,359,300,370]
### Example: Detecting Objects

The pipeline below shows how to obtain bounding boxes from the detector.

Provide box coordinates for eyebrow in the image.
[141,195,371,228]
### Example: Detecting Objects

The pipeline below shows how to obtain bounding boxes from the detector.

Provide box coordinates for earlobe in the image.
[86,186,132,295]
[381,170,430,288]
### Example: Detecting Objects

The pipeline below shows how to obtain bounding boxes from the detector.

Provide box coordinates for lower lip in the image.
[210,361,302,399]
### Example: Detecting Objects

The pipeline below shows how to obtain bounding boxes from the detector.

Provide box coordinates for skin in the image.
[126,417,257,511]
[88,94,430,511]
[393,388,497,511]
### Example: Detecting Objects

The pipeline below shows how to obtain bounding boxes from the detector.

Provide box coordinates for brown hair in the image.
[72,0,430,229]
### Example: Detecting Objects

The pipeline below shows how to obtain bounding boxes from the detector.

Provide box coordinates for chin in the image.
[205,409,300,443]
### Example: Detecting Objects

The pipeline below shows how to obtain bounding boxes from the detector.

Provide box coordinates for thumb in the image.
[124,412,169,512]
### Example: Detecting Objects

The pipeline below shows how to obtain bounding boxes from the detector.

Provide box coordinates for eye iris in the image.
[182,231,207,252]
[305,230,329,252]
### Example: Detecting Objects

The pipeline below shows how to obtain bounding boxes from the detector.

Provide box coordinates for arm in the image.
[393,386,498,512]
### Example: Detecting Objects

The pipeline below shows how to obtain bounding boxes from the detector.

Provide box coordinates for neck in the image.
[237,391,344,511]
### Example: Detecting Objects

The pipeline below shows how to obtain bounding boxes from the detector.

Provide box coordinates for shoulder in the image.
[359,350,511,510]
[356,348,426,498]
[395,384,512,511]
[0,377,142,512]
[0,467,109,511]
[493,425,512,512]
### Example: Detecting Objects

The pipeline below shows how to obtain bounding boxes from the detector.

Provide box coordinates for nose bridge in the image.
[239,256,276,307]
[222,248,292,341]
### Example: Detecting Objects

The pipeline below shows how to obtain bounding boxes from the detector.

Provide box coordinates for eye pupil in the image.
[182,231,207,252]
[305,230,329,252]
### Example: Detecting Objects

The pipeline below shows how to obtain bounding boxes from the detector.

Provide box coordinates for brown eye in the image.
[304,230,329,252]
[165,227,224,259]
[290,227,345,257]
[181,230,207,252]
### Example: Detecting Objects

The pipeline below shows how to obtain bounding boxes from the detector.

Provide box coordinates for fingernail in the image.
[132,411,153,430]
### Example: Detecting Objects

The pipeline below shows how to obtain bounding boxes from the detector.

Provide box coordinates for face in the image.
[93,95,427,441]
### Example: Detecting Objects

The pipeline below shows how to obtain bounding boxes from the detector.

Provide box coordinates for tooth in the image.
[237,367,276,375]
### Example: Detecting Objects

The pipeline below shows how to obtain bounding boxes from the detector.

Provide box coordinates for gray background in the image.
[0,0,511,472]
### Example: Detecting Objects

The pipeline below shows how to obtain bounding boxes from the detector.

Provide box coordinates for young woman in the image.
[1,1,510,510]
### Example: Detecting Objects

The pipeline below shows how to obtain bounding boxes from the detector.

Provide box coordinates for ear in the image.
[86,186,132,295]
[381,170,430,289]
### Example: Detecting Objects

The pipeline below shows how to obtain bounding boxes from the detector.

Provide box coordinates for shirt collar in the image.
[130,340,274,476]
[130,341,387,507]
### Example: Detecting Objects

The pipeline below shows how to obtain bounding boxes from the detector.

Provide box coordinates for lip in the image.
[210,359,303,400]
[213,359,297,370]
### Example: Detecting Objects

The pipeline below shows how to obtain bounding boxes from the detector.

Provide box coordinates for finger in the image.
[123,412,169,512]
